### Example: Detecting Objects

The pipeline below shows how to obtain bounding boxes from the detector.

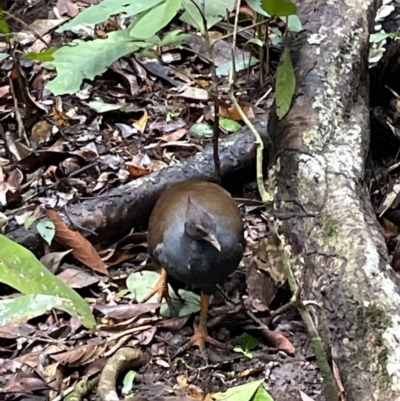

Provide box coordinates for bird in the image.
[146,180,245,358]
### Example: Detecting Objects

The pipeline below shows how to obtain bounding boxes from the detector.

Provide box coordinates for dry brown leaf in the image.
[260,328,295,354]
[3,374,47,393]
[52,106,70,128]
[180,86,208,100]
[46,209,109,275]
[15,349,62,368]
[39,360,59,383]
[125,153,152,179]
[219,98,258,122]
[254,237,286,287]
[159,128,187,142]
[83,357,107,377]
[0,169,22,206]
[0,322,35,339]
[132,109,148,133]
[176,373,188,388]
[332,360,345,394]
[103,248,143,267]
[187,384,204,400]
[157,315,190,330]
[51,344,106,367]
[0,157,9,167]
[135,326,157,345]
[0,85,10,98]
[57,267,100,288]
[246,258,276,311]
[101,232,147,266]
[94,303,160,320]
[299,391,316,401]
[238,366,264,377]
[8,140,31,161]
[56,0,79,17]
[31,120,53,146]
[40,249,72,273]
[149,159,168,172]
[125,164,151,179]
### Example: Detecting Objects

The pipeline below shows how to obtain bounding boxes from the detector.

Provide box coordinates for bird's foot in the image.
[140,269,175,314]
[174,322,229,361]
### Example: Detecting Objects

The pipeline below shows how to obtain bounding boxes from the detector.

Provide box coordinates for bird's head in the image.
[184,197,221,251]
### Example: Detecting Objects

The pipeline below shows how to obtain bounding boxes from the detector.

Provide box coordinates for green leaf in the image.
[181,0,235,32]
[24,47,57,62]
[166,110,181,121]
[126,270,164,303]
[36,219,55,245]
[247,38,264,47]
[126,270,201,317]
[247,0,270,17]
[159,30,192,47]
[0,234,96,328]
[88,98,123,113]
[260,0,297,17]
[43,30,140,95]
[160,289,200,317]
[287,15,302,32]
[271,28,282,46]
[181,0,204,31]
[275,47,295,119]
[233,346,253,358]
[130,0,182,39]
[234,332,259,358]
[0,294,79,327]
[213,380,263,401]
[57,0,163,33]
[0,52,8,61]
[122,370,137,395]
[0,9,10,37]
[247,1,301,30]
[190,122,213,137]
[219,118,241,133]
[252,387,275,401]
[370,32,391,43]
[216,56,258,77]
[238,332,259,351]
[24,216,37,230]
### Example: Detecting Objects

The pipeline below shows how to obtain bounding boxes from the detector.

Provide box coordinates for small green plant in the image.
[213,380,274,401]
[22,0,299,118]
[234,332,259,358]
[0,234,95,328]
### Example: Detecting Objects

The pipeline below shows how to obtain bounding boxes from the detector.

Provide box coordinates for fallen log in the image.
[7,119,269,255]
[267,0,400,400]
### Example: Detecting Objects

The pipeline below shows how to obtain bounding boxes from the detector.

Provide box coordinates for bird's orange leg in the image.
[141,268,172,306]
[177,292,229,359]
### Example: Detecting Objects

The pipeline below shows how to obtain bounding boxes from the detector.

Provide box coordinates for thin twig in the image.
[4,10,50,48]
[187,0,221,183]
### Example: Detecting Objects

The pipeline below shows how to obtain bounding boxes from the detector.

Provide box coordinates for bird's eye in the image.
[195,226,206,236]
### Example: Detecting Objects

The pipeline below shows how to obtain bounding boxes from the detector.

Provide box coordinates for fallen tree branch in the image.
[7,119,269,256]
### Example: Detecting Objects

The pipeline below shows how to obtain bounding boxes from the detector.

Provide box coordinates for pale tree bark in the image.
[267,0,400,400]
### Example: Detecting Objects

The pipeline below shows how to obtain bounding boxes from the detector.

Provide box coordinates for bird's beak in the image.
[205,233,221,252]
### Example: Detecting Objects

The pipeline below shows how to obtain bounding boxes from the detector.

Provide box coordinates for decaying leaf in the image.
[47,209,108,275]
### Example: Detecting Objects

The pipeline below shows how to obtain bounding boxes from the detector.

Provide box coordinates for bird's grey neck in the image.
[181,232,202,253]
